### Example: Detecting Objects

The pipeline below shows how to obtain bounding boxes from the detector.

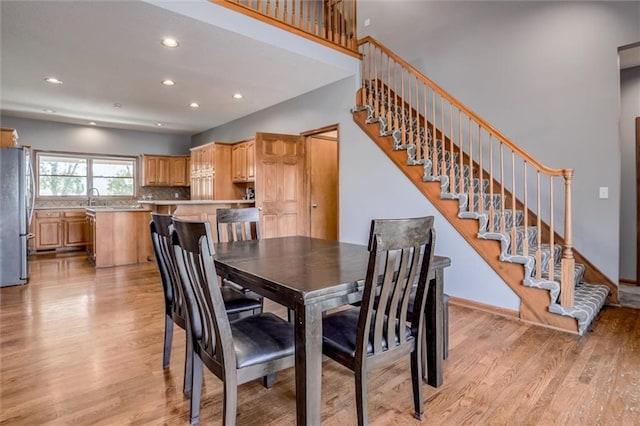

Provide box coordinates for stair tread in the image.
[354,96,609,335]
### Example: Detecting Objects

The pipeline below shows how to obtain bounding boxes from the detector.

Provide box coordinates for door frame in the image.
[301,123,340,239]
[636,117,639,286]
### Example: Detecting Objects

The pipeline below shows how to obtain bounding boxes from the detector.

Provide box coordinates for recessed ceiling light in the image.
[114,103,122,108]
[189,102,199,108]
[156,123,163,127]
[232,93,243,99]
[44,77,63,84]
[43,108,56,113]
[161,79,175,86]
[161,38,179,48]
[88,122,96,126]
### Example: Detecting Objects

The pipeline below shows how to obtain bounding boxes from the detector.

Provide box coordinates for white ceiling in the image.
[0,1,355,135]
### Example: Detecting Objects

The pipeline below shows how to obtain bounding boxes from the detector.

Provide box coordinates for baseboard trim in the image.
[448,296,520,319]
[620,278,638,285]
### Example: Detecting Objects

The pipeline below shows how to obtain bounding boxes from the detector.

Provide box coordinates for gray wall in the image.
[619,66,640,281]
[193,76,520,311]
[0,115,191,156]
[357,0,640,282]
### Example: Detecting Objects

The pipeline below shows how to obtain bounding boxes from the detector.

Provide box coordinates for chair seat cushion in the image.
[322,308,413,358]
[231,313,295,369]
[221,286,262,315]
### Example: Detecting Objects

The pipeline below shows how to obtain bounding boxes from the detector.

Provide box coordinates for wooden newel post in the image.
[560,169,575,307]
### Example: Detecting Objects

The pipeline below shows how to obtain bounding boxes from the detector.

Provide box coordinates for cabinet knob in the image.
[311,203,318,208]
[257,207,263,211]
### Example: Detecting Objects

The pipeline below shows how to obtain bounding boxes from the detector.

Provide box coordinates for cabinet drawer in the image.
[64,211,87,218]
[36,211,61,219]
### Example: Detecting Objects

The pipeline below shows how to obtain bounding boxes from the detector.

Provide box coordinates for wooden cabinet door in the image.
[156,157,171,186]
[232,143,247,182]
[35,214,62,250]
[246,140,256,182]
[142,155,157,186]
[202,144,215,173]
[255,132,306,238]
[87,214,96,263]
[64,212,89,246]
[170,156,188,186]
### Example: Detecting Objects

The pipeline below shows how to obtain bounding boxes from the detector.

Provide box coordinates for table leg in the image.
[425,269,444,387]
[294,303,323,425]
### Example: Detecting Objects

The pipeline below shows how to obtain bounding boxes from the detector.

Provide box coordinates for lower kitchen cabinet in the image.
[33,210,89,251]
[86,209,153,268]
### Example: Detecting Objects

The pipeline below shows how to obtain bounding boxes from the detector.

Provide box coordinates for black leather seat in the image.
[150,214,262,398]
[322,216,436,425]
[171,218,295,425]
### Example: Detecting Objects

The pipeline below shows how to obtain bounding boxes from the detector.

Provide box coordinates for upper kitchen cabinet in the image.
[231,139,255,183]
[169,156,190,186]
[190,143,233,200]
[0,127,18,148]
[141,154,189,187]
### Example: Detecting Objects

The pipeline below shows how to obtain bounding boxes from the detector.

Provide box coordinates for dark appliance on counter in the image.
[0,146,34,287]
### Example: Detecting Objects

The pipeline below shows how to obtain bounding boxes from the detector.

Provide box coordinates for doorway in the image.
[618,44,640,286]
[303,125,339,240]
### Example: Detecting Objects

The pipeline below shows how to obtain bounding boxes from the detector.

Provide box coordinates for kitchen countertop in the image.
[137,199,254,206]
[85,206,151,213]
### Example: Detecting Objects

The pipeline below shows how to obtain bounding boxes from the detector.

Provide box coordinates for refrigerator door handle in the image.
[28,153,35,227]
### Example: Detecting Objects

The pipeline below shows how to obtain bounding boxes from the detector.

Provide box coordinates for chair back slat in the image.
[217,207,260,242]
[150,214,187,323]
[358,217,435,360]
[172,218,237,376]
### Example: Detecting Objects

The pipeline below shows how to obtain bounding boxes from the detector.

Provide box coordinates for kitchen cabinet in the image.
[169,156,190,186]
[33,210,88,251]
[1,127,18,148]
[63,211,89,247]
[142,155,190,187]
[190,143,233,200]
[34,211,62,250]
[86,209,152,268]
[142,155,170,186]
[231,139,255,183]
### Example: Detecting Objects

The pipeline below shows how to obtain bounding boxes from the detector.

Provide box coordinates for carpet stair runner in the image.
[353,82,609,335]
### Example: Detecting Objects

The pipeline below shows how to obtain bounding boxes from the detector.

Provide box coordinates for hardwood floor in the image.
[1,253,639,425]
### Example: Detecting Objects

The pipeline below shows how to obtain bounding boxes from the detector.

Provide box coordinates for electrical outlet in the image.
[174,192,179,199]
[599,187,608,199]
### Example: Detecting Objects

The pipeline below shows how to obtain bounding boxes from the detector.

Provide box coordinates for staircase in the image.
[352,37,615,335]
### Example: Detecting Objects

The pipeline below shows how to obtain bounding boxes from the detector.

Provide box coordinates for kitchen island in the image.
[138,199,255,242]
[85,206,153,268]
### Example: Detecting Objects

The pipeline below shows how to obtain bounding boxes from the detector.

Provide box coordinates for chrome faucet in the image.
[88,187,100,206]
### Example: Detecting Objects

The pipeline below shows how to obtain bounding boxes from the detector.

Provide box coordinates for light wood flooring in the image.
[1,253,639,425]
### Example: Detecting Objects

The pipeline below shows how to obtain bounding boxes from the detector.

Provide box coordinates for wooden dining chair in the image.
[150,214,262,398]
[216,207,260,243]
[215,207,264,305]
[322,216,436,425]
[171,218,295,425]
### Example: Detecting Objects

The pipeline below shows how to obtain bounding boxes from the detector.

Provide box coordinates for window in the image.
[36,151,136,198]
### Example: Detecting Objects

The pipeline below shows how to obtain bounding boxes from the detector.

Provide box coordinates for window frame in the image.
[34,150,138,201]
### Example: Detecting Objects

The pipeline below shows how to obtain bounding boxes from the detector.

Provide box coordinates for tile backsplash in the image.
[35,186,190,209]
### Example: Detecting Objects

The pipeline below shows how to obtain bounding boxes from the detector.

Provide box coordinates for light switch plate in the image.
[599,187,608,199]
[364,18,371,27]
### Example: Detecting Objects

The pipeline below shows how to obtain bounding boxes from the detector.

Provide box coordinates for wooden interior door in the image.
[255,132,306,238]
[308,135,338,240]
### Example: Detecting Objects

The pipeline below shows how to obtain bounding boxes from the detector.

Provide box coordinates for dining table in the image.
[213,236,451,425]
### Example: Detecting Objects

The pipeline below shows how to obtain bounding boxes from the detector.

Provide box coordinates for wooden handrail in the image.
[358,36,575,308]
[357,36,570,177]
[212,0,360,57]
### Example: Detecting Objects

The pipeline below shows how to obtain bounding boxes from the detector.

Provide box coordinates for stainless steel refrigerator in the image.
[0,146,34,287]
